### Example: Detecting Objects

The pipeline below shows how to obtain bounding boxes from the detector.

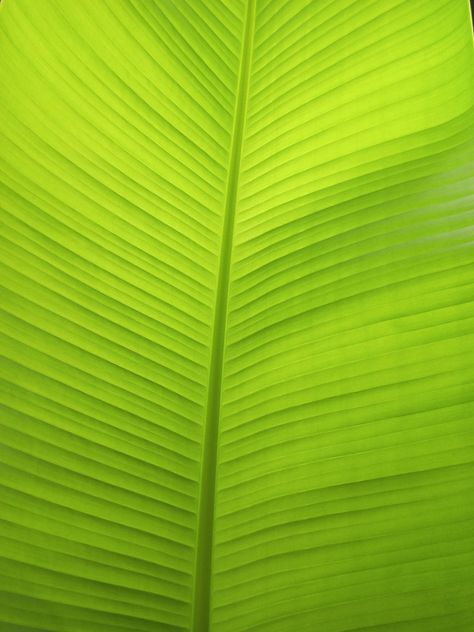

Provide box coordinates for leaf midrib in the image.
[192,2,257,630]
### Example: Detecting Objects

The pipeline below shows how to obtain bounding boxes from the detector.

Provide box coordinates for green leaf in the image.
[1,1,473,631]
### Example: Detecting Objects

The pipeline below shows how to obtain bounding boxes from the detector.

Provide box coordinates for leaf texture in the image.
[0,1,473,632]
[0,1,244,630]
[213,2,474,630]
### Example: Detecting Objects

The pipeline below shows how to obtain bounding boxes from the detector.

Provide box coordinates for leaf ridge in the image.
[192,2,257,630]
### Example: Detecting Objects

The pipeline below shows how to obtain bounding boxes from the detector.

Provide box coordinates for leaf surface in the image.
[0,1,473,631]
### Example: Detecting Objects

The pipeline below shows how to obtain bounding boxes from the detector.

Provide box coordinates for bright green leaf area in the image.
[1,0,474,631]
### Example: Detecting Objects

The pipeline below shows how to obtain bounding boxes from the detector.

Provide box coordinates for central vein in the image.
[192,2,256,630]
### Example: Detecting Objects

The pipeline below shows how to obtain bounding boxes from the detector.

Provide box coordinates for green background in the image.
[1,1,473,630]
